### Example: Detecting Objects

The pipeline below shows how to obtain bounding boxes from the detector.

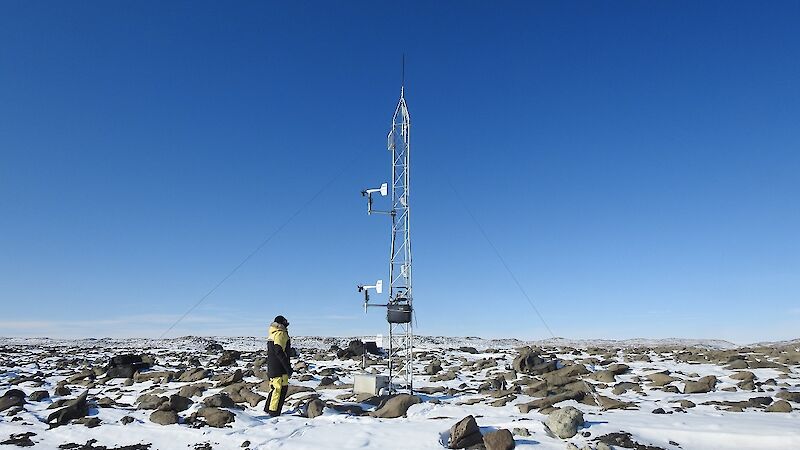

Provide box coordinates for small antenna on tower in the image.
[401,53,405,94]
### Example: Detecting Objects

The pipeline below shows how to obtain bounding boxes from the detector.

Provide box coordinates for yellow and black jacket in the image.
[267,322,292,378]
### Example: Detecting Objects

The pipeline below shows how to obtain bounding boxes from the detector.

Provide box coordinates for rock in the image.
[513,348,554,375]
[303,398,326,418]
[545,406,584,439]
[766,400,792,412]
[518,390,584,413]
[595,395,637,410]
[46,391,89,428]
[541,364,590,386]
[203,393,237,409]
[107,354,151,379]
[651,408,666,414]
[206,342,224,352]
[483,429,515,450]
[369,394,421,418]
[737,380,756,390]
[490,395,516,407]
[459,346,479,354]
[121,416,135,425]
[216,369,244,388]
[725,359,748,370]
[285,385,316,397]
[178,368,209,382]
[431,370,458,382]
[54,385,71,396]
[217,350,241,366]
[197,407,235,427]
[730,371,755,381]
[337,339,369,359]
[425,361,443,375]
[328,403,367,415]
[28,390,50,402]
[179,383,211,398]
[512,428,530,437]
[678,400,695,408]
[684,376,717,394]
[319,376,335,386]
[647,373,677,386]
[0,389,25,412]
[96,397,117,408]
[596,431,666,450]
[612,382,642,395]
[0,432,36,447]
[169,394,193,412]
[222,383,265,407]
[606,363,630,375]
[363,341,380,355]
[776,391,800,403]
[150,410,179,425]
[137,394,167,410]
[590,370,616,383]
[449,415,484,449]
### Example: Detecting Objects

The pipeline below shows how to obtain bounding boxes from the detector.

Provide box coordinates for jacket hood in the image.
[268,322,288,340]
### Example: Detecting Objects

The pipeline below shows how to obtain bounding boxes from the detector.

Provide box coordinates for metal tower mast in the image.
[358,84,414,394]
[387,85,413,393]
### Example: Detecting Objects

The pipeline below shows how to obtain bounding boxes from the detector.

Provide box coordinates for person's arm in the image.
[276,333,293,376]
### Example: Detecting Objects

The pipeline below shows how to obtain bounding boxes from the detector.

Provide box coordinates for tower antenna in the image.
[402,53,405,90]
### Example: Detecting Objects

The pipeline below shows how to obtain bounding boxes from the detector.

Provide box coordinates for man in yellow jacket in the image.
[265,315,292,416]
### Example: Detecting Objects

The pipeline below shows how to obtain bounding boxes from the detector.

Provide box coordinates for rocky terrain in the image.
[1,336,799,449]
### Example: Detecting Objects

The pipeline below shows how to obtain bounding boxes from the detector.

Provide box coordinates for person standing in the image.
[265,315,292,416]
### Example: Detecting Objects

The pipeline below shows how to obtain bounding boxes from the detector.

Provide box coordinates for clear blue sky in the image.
[1,1,798,343]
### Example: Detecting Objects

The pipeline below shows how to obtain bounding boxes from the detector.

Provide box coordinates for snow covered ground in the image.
[1,336,798,449]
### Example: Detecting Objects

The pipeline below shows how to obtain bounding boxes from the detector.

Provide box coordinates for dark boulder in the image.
[106,354,151,379]
[217,350,241,366]
[29,390,50,402]
[206,342,224,352]
[303,397,326,418]
[448,415,483,449]
[513,348,555,375]
[46,391,90,428]
[0,389,25,412]
[0,432,36,447]
[368,394,421,418]
[169,394,193,412]
[336,340,367,359]
[136,394,167,410]
[150,410,179,425]
[683,376,717,394]
[364,341,381,355]
[197,407,235,428]
[203,393,238,409]
[483,429,515,450]
[776,391,800,403]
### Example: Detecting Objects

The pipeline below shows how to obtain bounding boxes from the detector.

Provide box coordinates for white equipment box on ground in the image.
[353,374,389,395]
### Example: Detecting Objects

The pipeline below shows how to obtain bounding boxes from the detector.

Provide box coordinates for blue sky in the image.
[1,1,798,343]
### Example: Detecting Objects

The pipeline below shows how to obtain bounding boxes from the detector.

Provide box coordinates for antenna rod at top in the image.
[402,53,405,90]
